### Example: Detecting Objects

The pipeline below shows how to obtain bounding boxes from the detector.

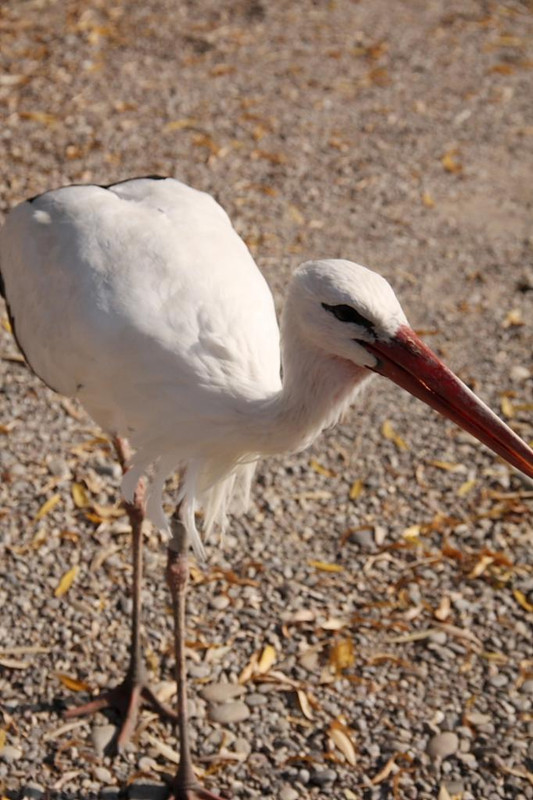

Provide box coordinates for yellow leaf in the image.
[288,204,305,225]
[468,554,494,579]
[502,309,524,328]
[257,644,277,674]
[329,722,357,766]
[457,478,477,497]
[441,150,462,173]
[71,482,90,508]
[296,689,314,720]
[422,190,435,208]
[429,459,461,472]
[329,637,355,672]
[19,110,58,126]
[500,396,515,419]
[309,458,336,477]
[382,420,409,451]
[403,524,421,541]
[2,317,12,333]
[162,117,198,133]
[34,493,61,521]
[55,672,91,692]
[349,478,364,500]
[0,729,6,749]
[54,565,79,598]
[309,560,344,573]
[513,589,533,613]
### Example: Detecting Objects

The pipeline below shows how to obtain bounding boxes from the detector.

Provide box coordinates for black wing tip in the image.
[26,175,171,204]
[0,270,4,300]
[100,175,169,189]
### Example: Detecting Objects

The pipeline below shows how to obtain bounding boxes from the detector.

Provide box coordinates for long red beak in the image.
[364,325,533,479]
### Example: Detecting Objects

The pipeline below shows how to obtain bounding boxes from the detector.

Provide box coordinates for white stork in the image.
[1,176,531,800]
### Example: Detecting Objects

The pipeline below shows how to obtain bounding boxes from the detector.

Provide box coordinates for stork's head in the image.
[287,259,533,479]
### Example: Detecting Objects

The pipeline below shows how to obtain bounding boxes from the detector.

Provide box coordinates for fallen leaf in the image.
[382,420,409,451]
[54,565,79,598]
[19,110,58,126]
[329,638,355,673]
[34,493,61,521]
[457,478,477,497]
[0,729,6,748]
[372,755,398,784]
[468,554,494,579]
[55,672,91,692]
[296,689,314,720]
[429,460,462,472]
[441,150,463,174]
[309,560,344,573]
[257,644,277,674]
[500,396,515,418]
[503,308,524,328]
[349,478,364,500]
[422,190,435,208]
[162,118,198,133]
[513,589,533,613]
[71,482,90,508]
[309,458,336,477]
[329,721,357,765]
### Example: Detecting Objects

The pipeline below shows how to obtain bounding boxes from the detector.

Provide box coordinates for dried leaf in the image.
[329,722,357,766]
[309,560,344,573]
[257,644,277,674]
[457,478,477,497]
[34,493,61,521]
[19,110,58,126]
[513,589,533,613]
[441,150,462,174]
[372,755,398,784]
[468,554,494,579]
[71,482,90,508]
[500,396,515,419]
[54,565,79,598]
[429,460,462,472]
[162,117,198,133]
[422,190,435,208]
[288,204,305,225]
[403,524,421,541]
[329,638,355,672]
[0,729,6,749]
[296,689,314,720]
[309,458,336,477]
[55,672,91,692]
[382,420,409,451]
[349,478,364,500]
[503,308,524,328]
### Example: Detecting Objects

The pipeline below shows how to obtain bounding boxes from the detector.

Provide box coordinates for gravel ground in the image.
[1,1,532,799]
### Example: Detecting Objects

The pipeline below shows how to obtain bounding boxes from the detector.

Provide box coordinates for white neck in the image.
[246,311,371,457]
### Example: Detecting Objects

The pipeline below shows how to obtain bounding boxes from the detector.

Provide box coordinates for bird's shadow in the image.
[7,782,173,800]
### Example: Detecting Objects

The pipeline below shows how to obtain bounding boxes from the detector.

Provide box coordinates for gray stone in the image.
[208,701,251,724]
[427,732,459,760]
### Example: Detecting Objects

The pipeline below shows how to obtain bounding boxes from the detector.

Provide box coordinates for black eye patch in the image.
[322,303,375,332]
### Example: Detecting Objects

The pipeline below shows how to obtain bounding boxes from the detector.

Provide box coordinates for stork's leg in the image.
[64,436,177,752]
[165,514,224,800]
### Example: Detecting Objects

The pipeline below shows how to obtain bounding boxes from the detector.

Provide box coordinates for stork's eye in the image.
[322,303,374,331]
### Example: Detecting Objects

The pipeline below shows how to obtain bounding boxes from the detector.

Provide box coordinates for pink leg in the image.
[165,513,225,800]
[64,436,177,752]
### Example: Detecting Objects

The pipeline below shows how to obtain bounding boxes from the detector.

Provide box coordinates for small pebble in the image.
[200,683,245,703]
[427,732,459,760]
[280,787,299,800]
[94,766,113,783]
[91,725,117,757]
[208,701,250,724]
[0,745,23,762]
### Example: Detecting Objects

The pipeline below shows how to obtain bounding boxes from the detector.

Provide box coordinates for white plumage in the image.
[0,177,397,558]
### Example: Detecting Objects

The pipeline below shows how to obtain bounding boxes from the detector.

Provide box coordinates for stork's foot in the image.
[166,780,226,800]
[64,676,178,752]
